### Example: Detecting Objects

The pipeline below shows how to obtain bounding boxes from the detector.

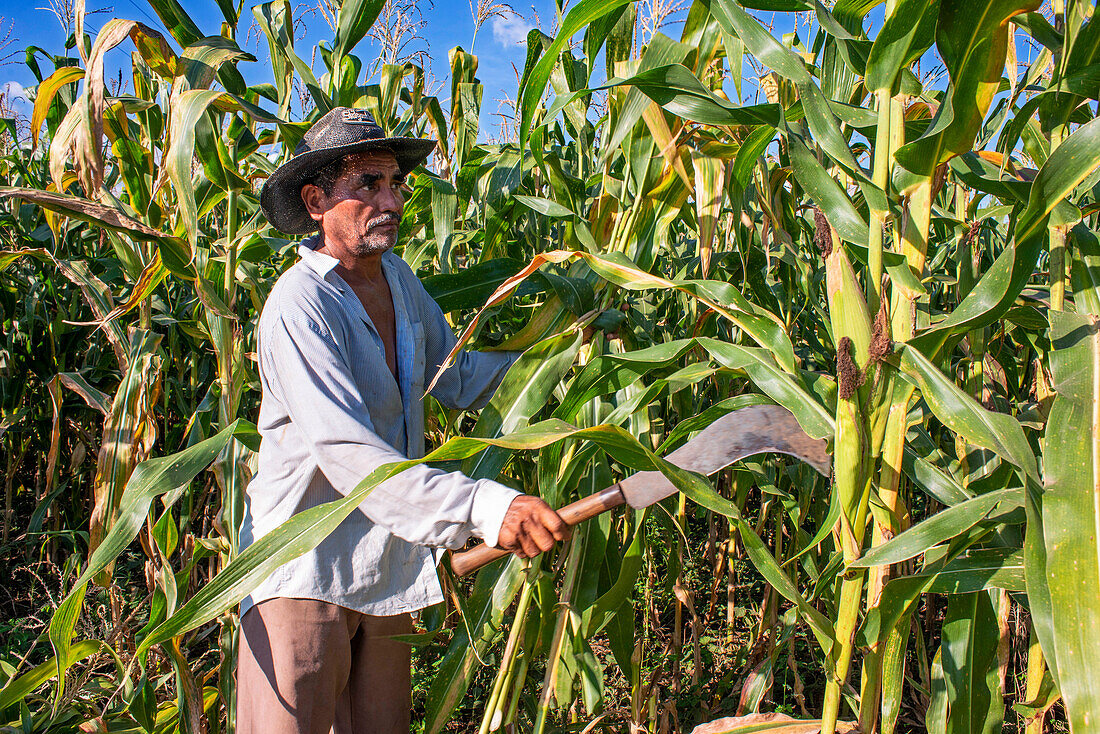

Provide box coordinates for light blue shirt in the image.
[240,239,520,616]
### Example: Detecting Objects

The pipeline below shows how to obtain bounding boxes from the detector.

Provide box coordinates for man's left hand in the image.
[496,496,570,558]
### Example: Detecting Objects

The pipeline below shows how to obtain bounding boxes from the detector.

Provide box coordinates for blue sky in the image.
[0,0,616,139]
[5,0,1014,146]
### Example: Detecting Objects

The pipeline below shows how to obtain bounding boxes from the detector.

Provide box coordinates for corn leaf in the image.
[518,0,633,145]
[913,115,1100,355]
[898,345,1039,485]
[851,487,1023,568]
[0,641,113,710]
[30,66,84,151]
[48,421,248,702]
[463,331,583,481]
[1034,311,1100,730]
[600,64,780,126]
[935,591,1004,734]
[895,0,1041,180]
[864,0,939,94]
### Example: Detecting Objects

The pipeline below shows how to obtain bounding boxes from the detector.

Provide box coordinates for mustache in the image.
[368,213,401,229]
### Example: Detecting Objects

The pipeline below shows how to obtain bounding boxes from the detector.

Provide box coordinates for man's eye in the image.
[359,176,404,191]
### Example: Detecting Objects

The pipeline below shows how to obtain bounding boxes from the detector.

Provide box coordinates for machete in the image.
[450,404,831,577]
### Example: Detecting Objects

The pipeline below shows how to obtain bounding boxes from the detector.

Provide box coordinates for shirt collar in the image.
[297,235,341,279]
[297,237,402,296]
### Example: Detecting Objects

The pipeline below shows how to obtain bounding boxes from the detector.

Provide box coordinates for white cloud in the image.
[1,81,28,105]
[491,14,532,47]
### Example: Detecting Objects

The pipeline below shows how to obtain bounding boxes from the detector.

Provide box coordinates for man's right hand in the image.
[496,495,570,558]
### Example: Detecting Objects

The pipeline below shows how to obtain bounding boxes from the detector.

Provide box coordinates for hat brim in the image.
[260,137,437,235]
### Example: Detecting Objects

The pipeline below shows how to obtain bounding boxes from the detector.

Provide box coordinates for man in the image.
[238,107,569,734]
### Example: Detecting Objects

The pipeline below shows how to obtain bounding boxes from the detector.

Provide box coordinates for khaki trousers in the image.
[236,597,413,734]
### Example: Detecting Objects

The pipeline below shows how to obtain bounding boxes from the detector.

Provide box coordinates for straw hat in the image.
[260,107,436,234]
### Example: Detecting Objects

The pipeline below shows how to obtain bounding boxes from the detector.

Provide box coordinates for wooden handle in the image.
[448,542,512,577]
[449,485,626,577]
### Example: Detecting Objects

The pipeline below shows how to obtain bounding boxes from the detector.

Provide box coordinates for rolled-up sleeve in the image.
[262,311,519,549]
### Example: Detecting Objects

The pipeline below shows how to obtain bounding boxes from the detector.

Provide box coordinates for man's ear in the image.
[301,183,327,224]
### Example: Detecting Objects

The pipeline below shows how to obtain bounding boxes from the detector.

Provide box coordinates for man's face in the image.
[302,151,406,258]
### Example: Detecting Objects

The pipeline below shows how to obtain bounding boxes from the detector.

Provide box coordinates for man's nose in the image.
[377,184,403,213]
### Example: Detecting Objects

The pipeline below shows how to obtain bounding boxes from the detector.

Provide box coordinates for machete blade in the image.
[619,404,831,509]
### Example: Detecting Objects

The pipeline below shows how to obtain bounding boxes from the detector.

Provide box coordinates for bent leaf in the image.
[30,66,84,151]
